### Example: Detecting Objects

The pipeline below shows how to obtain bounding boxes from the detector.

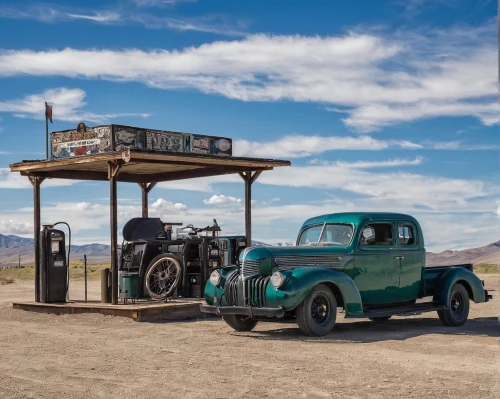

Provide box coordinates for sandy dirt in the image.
[0,275,498,399]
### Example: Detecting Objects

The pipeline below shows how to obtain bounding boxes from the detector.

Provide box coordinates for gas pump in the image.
[40,223,71,303]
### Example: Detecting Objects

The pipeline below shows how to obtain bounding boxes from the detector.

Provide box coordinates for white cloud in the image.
[150,198,188,219]
[309,156,424,168]
[132,0,198,7]
[0,87,150,123]
[0,6,121,23]
[152,158,497,215]
[262,197,280,205]
[341,100,499,132]
[0,24,495,130]
[0,3,242,36]
[65,11,121,23]
[234,135,421,158]
[0,220,33,235]
[0,168,75,189]
[203,194,242,206]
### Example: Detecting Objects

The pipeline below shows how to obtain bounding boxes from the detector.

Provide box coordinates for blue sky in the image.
[0,0,497,251]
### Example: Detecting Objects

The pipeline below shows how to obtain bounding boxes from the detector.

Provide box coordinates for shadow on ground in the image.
[230,316,500,343]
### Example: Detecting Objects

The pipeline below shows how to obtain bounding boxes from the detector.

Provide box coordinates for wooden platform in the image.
[13,299,207,322]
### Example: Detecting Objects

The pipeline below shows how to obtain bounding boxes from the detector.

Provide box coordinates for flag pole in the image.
[45,114,49,159]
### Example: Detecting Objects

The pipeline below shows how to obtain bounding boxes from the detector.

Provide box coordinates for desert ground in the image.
[0,275,498,399]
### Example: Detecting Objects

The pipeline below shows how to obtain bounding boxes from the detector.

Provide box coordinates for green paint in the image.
[204,212,489,319]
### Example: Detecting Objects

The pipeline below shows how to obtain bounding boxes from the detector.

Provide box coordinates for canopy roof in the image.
[10,149,291,183]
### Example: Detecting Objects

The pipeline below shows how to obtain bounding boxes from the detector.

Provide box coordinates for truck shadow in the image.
[235,317,499,343]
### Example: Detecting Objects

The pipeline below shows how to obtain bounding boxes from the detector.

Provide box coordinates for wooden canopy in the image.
[10,149,291,305]
[10,149,291,183]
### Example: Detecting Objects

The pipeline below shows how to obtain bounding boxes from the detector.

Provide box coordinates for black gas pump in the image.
[40,223,71,303]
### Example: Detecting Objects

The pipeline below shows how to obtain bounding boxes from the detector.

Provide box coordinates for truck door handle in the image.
[394,256,404,260]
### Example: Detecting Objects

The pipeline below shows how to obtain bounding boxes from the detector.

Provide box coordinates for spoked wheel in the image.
[296,284,337,336]
[145,255,182,300]
[437,283,470,327]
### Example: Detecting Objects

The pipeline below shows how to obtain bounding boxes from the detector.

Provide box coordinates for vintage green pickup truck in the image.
[200,212,492,336]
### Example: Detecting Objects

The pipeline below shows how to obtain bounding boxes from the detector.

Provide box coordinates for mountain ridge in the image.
[0,233,498,267]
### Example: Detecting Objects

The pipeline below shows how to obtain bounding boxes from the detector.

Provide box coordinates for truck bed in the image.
[422,263,473,297]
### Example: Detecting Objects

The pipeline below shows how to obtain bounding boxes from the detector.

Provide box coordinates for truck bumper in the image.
[200,303,285,318]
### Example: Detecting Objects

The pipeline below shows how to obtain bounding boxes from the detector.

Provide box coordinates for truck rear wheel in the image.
[144,255,181,300]
[437,283,470,327]
[296,284,337,336]
[223,315,258,332]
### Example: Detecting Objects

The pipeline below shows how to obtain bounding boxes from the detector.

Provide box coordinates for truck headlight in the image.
[209,270,221,286]
[270,271,285,288]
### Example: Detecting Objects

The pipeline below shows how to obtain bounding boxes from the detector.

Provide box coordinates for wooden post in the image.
[138,182,157,218]
[29,176,44,302]
[108,161,121,305]
[239,171,262,247]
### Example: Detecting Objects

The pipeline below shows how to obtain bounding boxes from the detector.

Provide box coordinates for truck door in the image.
[396,222,425,302]
[353,222,399,305]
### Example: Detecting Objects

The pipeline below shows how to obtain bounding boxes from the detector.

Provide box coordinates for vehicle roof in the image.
[301,212,420,229]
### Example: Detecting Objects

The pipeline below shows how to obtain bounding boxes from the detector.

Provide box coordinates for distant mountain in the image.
[0,234,34,249]
[427,240,500,266]
[1,233,498,267]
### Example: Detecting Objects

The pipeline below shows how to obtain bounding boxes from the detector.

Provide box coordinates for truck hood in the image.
[242,245,351,275]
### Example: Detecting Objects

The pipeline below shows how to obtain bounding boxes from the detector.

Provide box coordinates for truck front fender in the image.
[433,267,486,306]
[265,267,364,316]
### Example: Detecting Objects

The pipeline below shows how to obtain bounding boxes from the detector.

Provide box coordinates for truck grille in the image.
[225,271,239,306]
[224,271,269,307]
[275,255,341,268]
[246,276,270,307]
[241,259,259,278]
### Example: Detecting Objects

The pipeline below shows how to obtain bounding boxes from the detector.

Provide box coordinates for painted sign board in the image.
[184,134,233,157]
[51,125,112,159]
[50,124,232,159]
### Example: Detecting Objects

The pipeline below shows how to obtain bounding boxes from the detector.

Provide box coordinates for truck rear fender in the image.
[266,267,364,316]
[433,267,486,306]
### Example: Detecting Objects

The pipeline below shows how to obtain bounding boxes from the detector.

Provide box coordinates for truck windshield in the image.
[298,224,353,246]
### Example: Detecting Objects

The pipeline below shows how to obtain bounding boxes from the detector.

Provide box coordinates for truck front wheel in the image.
[437,283,470,327]
[223,315,258,332]
[296,284,337,336]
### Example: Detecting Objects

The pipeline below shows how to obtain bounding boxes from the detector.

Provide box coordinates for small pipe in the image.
[84,254,87,303]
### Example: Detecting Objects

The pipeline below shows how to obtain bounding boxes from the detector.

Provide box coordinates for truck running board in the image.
[346,302,445,319]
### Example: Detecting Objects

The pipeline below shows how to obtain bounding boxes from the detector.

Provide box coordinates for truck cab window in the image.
[398,225,415,245]
[360,224,394,246]
[298,225,323,245]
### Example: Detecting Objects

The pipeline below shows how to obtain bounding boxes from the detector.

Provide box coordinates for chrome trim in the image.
[275,255,342,268]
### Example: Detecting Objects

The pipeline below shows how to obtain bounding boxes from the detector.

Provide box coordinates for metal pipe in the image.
[84,254,87,303]
[101,268,110,303]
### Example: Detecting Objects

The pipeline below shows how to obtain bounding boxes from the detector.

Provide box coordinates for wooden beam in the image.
[21,170,140,183]
[146,182,157,193]
[32,176,43,302]
[108,162,119,305]
[244,172,252,247]
[250,171,262,185]
[141,167,271,184]
[10,150,291,174]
